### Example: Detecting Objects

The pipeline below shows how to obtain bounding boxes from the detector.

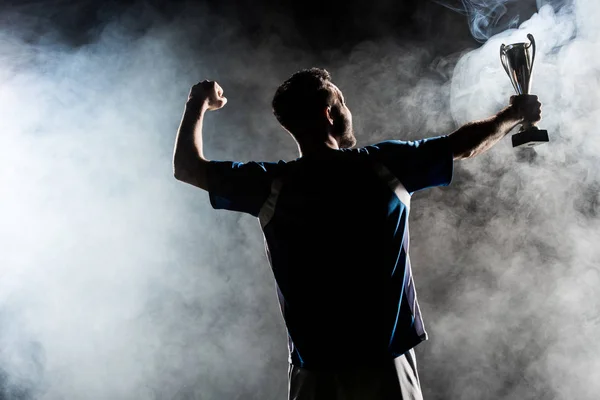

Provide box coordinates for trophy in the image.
[500,33,549,148]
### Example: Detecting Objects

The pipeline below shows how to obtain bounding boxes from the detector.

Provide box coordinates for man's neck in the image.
[298,134,340,157]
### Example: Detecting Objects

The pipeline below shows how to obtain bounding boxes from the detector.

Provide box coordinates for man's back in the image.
[208,137,453,369]
[264,149,410,368]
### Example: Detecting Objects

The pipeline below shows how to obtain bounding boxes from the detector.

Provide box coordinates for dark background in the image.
[3,0,493,51]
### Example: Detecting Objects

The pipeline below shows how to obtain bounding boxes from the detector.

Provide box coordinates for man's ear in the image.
[325,106,334,126]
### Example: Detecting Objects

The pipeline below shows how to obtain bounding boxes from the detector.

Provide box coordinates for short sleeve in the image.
[368,136,453,193]
[207,160,282,217]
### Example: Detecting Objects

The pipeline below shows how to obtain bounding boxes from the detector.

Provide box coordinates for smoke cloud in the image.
[421,1,600,398]
[432,0,519,42]
[0,0,599,399]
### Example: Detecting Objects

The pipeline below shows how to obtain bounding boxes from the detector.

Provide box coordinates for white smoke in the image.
[431,0,522,41]
[0,5,293,399]
[413,1,600,399]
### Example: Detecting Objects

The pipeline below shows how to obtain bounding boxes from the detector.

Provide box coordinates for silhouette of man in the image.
[173,68,542,399]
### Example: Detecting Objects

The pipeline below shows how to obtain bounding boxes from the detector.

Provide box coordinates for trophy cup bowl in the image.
[500,33,549,148]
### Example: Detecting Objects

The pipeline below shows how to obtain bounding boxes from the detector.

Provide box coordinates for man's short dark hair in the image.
[272,68,335,137]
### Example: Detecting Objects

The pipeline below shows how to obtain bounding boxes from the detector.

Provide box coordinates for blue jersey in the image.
[207,136,453,370]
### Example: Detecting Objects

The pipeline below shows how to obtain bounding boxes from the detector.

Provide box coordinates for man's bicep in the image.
[207,160,275,217]
[174,157,209,191]
[372,136,454,193]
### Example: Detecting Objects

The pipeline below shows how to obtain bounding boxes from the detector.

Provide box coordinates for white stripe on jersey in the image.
[373,162,411,209]
[258,177,284,228]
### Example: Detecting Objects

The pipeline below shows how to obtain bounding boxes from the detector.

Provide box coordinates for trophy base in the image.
[512,127,549,148]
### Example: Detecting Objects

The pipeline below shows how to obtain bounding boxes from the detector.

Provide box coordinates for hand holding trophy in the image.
[500,33,550,148]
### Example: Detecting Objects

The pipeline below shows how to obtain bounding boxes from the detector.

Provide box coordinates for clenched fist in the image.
[510,94,542,126]
[188,80,227,111]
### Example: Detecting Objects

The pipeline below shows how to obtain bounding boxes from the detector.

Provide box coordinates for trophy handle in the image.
[527,33,536,73]
[500,44,511,76]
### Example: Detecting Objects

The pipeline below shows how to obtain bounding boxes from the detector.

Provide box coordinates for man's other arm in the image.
[173,80,227,190]
[448,94,542,160]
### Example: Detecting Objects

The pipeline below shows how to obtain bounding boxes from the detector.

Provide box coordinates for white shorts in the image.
[288,349,423,400]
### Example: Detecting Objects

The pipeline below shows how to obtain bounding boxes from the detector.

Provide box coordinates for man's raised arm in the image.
[173,80,227,190]
[448,94,542,160]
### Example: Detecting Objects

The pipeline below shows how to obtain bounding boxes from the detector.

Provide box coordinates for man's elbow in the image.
[453,150,475,161]
[448,135,479,160]
[172,156,188,181]
[173,165,187,182]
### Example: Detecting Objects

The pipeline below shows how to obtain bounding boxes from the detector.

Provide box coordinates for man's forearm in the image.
[173,99,210,190]
[449,106,523,160]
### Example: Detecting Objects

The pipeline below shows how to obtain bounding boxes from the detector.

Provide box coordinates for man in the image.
[173,68,542,399]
